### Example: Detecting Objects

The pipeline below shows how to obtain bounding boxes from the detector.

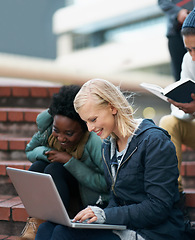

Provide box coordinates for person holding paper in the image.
[159,8,195,219]
[158,0,194,81]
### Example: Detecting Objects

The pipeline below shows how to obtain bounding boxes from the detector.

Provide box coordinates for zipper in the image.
[102,148,114,185]
[102,146,138,196]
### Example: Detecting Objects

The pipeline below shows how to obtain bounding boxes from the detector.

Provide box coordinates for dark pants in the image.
[35,222,120,240]
[168,33,187,81]
[29,161,82,212]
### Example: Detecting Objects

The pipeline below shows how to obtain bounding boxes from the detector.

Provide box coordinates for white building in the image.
[53,0,173,88]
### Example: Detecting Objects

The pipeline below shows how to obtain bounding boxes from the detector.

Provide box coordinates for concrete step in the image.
[0,162,31,236]
[0,85,61,98]
[0,107,44,137]
[0,136,31,160]
[0,136,31,151]
[0,160,31,195]
[182,145,195,162]
[0,161,31,175]
[181,161,195,176]
[0,107,44,123]
[0,80,60,237]
[0,122,37,138]
[0,195,28,222]
[185,189,195,222]
[0,85,61,108]
[0,195,28,236]
[181,161,195,189]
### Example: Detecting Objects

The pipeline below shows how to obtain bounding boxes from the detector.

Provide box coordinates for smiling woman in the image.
[20,85,109,240]
[51,115,84,151]
[69,78,187,240]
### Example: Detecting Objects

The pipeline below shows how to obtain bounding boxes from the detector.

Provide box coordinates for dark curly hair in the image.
[49,85,87,131]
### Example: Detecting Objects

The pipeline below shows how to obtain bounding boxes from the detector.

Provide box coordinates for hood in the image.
[135,118,170,139]
[36,109,53,133]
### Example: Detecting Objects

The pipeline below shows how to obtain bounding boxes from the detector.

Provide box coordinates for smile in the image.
[60,141,69,146]
[95,129,103,136]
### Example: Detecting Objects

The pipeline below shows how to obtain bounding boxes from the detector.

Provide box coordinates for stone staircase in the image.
[0,79,194,238]
[0,79,61,238]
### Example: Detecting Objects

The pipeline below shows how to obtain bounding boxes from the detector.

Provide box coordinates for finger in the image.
[177,103,187,110]
[47,150,55,154]
[168,98,186,107]
[168,99,184,109]
[191,93,195,100]
[87,216,98,224]
[73,208,93,222]
[79,212,95,223]
[47,156,55,162]
[168,98,177,105]
[79,207,96,223]
[73,209,88,221]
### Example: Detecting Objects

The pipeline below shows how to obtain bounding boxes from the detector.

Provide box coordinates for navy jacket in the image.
[102,119,185,240]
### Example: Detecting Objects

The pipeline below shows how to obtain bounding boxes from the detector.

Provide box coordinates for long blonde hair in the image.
[74,78,137,138]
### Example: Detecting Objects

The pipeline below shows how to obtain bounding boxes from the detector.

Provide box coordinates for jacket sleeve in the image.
[64,133,108,193]
[25,109,53,163]
[158,0,182,36]
[158,0,181,16]
[25,131,52,163]
[104,134,179,229]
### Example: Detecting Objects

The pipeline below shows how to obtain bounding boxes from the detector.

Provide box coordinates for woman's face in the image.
[78,100,117,139]
[52,115,84,150]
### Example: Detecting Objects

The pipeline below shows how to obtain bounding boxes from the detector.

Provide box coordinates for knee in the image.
[29,160,49,172]
[159,115,179,133]
[36,221,56,238]
[44,162,64,175]
[38,221,53,230]
[52,225,71,239]
[54,224,66,231]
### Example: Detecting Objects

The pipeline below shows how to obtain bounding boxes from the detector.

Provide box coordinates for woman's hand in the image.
[45,150,71,163]
[72,207,97,224]
[168,93,195,114]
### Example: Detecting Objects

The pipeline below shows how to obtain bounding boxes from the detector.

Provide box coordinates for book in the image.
[140,79,195,103]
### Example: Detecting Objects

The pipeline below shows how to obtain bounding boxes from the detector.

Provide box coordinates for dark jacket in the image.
[158,0,194,36]
[102,119,185,240]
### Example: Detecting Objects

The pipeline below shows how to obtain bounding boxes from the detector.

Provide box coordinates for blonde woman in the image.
[36,79,185,240]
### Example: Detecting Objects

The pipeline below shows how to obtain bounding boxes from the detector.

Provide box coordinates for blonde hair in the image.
[74,78,137,138]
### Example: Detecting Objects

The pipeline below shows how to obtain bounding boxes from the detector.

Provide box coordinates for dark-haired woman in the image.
[18,85,109,240]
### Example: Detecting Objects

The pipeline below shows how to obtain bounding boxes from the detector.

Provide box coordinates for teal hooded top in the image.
[25,109,109,207]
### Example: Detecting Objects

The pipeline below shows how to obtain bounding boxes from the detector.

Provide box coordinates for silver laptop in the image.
[6,167,126,230]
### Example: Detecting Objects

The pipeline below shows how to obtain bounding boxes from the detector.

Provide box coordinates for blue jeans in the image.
[35,222,120,240]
